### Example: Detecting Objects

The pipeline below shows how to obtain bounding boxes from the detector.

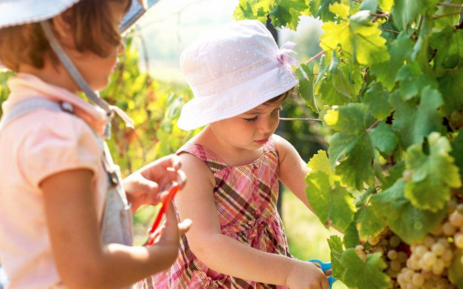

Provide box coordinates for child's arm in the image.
[41,169,190,289]
[274,135,313,211]
[174,153,328,289]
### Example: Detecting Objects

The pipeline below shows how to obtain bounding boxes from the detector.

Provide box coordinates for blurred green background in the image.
[0,1,347,287]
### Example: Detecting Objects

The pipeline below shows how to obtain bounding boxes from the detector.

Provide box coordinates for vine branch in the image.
[280,117,322,122]
[305,50,325,65]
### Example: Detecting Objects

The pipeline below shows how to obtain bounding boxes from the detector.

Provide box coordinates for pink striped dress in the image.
[138,136,292,289]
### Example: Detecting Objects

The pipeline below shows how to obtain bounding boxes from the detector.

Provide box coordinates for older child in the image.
[0,1,190,288]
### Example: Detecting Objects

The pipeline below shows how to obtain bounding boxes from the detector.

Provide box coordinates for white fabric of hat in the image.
[177,20,301,131]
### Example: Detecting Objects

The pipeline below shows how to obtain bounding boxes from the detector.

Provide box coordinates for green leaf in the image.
[355,202,386,241]
[327,235,347,280]
[370,32,414,91]
[311,0,341,21]
[344,221,361,248]
[395,63,424,100]
[452,131,463,179]
[405,132,462,212]
[371,181,447,244]
[340,249,390,289]
[382,162,406,190]
[326,104,398,189]
[269,0,308,28]
[370,122,399,154]
[307,150,339,184]
[392,0,438,30]
[296,63,317,112]
[320,13,390,66]
[305,171,356,231]
[390,87,445,149]
[329,2,350,18]
[359,0,378,13]
[437,69,463,118]
[355,187,375,209]
[449,249,463,288]
[364,81,393,120]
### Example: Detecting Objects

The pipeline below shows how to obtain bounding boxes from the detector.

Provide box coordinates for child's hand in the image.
[123,154,186,212]
[157,202,192,245]
[285,260,330,289]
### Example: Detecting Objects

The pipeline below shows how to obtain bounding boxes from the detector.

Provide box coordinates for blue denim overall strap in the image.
[0,97,134,288]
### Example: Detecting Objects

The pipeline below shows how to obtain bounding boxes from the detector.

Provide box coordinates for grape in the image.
[424,236,435,248]
[398,251,408,263]
[355,245,364,253]
[390,260,402,271]
[457,204,463,214]
[431,243,446,256]
[404,269,414,282]
[412,273,424,286]
[368,235,380,246]
[432,259,445,275]
[449,212,463,227]
[448,199,457,213]
[423,252,437,266]
[388,250,398,260]
[389,235,401,248]
[442,222,456,236]
[431,224,443,236]
[415,245,427,257]
[442,249,454,262]
[454,232,463,248]
[437,238,450,248]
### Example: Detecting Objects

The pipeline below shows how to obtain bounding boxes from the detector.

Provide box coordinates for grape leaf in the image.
[437,69,463,118]
[358,0,377,13]
[371,181,447,244]
[395,62,439,100]
[326,104,398,189]
[364,81,393,120]
[355,202,386,241]
[370,33,414,91]
[449,249,463,288]
[307,150,339,184]
[392,0,438,31]
[305,171,356,231]
[390,86,445,149]
[452,131,463,179]
[340,249,390,289]
[320,9,390,66]
[296,63,317,112]
[310,0,340,22]
[404,132,462,212]
[327,235,347,280]
[370,122,399,155]
[382,161,406,190]
[344,221,361,248]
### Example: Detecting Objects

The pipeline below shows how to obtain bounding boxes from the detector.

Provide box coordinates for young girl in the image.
[0,0,191,288]
[138,20,330,289]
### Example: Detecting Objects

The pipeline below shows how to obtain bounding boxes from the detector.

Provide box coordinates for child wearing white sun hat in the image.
[138,20,330,289]
[0,1,191,288]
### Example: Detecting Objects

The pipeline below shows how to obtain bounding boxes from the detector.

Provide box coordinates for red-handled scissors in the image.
[146,182,181,246]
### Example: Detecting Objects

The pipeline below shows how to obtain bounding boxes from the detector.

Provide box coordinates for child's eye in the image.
[244,116,258,122]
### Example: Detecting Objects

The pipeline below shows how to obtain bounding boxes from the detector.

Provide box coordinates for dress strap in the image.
[177,142,228,174]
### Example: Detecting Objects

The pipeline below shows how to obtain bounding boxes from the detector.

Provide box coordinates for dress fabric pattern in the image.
[137,136,291,289]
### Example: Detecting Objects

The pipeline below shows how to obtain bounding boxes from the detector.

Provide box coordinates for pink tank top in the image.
[138,136,291,289]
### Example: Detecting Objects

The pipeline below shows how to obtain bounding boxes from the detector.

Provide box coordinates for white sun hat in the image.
[177,20,307,131]
[0,0,158,70]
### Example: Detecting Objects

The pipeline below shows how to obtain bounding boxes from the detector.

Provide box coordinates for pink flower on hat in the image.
[177,20,306,131]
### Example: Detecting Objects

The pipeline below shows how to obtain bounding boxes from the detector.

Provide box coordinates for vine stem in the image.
[366,120,381,132]
[280,117,322,122]
[305,50,325,65]
[433,12,463,20]
[382,29,400,34]
[437,2,463,8]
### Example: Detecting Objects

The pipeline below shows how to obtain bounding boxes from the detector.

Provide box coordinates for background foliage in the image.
[235,0,463,288]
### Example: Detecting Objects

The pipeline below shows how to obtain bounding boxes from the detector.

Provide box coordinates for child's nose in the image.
[259,117,276,134]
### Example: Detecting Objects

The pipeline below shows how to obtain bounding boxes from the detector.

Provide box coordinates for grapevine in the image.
[234,0,463,288]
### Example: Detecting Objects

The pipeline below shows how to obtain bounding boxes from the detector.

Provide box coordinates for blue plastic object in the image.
[309,259,336,289]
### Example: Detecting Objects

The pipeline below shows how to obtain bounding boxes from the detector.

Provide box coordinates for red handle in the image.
[147,182,181,245]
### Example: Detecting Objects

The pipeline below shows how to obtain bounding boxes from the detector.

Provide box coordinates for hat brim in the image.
[177,64,298,131]
[120,0,160,33]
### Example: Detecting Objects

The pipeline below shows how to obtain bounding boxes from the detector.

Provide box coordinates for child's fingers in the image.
[158,201,180,243]
[178,219,192,236]
[165,169,187,189]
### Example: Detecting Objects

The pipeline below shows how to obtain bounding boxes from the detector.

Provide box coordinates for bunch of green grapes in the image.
[396,198,463,289]
[356,230,410,288]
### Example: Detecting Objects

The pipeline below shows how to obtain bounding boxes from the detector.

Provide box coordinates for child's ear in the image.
[51,11,74,48]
